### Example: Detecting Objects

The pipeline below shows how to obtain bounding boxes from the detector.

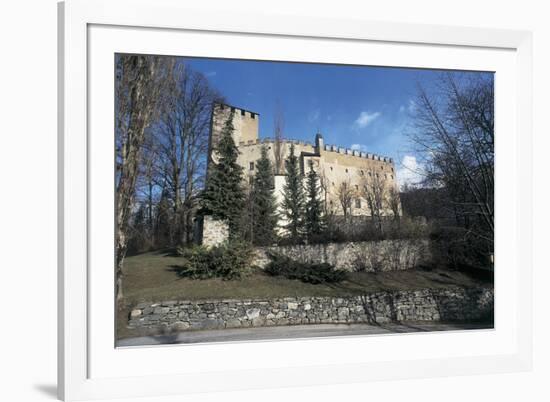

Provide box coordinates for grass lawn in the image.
[121,249,492,305]
[117,250,492,339]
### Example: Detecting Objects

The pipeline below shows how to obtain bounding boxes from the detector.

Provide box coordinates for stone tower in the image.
[208,103,259,163]
[315,132,324,154]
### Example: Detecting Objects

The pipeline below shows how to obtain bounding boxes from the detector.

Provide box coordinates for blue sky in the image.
[185,57,492,186]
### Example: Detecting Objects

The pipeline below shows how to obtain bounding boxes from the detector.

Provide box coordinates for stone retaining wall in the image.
[201,216,229,247]
[128,286,493,332]
[253,239,431,272]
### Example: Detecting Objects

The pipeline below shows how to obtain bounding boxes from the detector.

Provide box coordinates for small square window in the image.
[355,185,359,191]
[345,169,348,173]
[251,113,256,119]
[355,199,361,209]
[249,162,254,171]
[241,109,246,116]
[360,170,364,176]
[330,166,333,171]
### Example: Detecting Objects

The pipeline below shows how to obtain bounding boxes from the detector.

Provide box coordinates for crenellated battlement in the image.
[237,137,315,149]
[212,102,393,165]
[322,144,393,163]
[214,102,258,120]
[236,137,393,164]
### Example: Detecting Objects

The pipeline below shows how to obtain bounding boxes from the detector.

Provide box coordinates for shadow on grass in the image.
[166,264,182,272]
[457,265,494,282]
[425,276,465,286]
[128,247,181,258]
[154,247,180,257]
[163,264,193,281]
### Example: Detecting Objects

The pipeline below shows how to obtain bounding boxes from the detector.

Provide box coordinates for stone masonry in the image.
[128,286,493,332]
[253,239,431,272]
[201,215,229,247]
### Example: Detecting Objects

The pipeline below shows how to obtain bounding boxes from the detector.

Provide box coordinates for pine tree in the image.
[281,143,305,242]
[200,111,245,236]
[251,146,278,245]
[304,160,324,238]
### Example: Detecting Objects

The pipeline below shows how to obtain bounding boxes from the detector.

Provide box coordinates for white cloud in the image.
[397,155,424,189]
[353,111,381,128]
[399,99,416,114]
[407,99,416,113]
[308,109,320,123]
[350,144,368,152]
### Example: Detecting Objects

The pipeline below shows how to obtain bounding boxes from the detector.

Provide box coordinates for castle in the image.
[208,102,399,223]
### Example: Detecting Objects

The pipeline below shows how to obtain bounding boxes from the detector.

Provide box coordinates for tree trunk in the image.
[115,217,128,301]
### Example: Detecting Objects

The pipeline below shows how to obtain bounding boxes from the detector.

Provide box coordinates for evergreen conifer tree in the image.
[200,111,245,236]
[281,144,305,242]
[251,146,278,245]
[304,160,324,237]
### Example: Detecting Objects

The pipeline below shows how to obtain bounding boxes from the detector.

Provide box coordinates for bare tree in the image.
[154,62,221,246]
[115,54,174,301]
[337,180,354,222]
[412,73,494,244]
[361,170,388,233]
[132,130,160,249]
[388,186,401,223]
[273,103,286,175]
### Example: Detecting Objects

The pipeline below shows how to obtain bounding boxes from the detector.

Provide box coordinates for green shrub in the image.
[264,254,346,284]
[176,241,253,280]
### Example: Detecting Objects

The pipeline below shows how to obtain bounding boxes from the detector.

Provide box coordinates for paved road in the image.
[117,322,492,347]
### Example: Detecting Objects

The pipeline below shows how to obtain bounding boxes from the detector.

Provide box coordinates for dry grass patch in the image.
[120,250,491,305]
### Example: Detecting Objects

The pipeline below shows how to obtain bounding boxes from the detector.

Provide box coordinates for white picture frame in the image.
[58,0,533,400]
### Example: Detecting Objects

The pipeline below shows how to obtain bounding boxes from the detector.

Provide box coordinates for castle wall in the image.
[209,103,400,221]
[310,147,398,216]
[236,140,398,218]
[237,140,316,184]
